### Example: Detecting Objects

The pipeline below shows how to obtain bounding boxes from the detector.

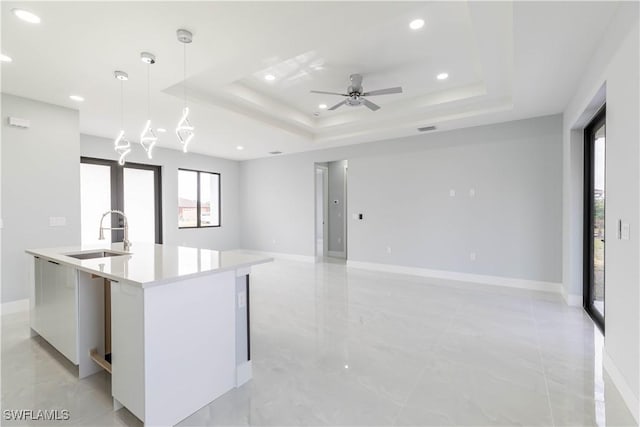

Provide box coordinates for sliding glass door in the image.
[80,158,162,245]
[584,106,605,332]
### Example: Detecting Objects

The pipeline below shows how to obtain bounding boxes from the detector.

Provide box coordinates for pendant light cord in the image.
[183,42,187,108]
[120,80,124,130]
[147,64,151,118]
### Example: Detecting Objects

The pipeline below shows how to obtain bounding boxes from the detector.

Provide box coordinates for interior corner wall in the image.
[562,2,639,419]
[1,93,81,303]
[240,114,563,284]
[80,134,241,251]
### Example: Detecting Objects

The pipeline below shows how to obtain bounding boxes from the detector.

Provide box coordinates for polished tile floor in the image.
[1,258,636,426]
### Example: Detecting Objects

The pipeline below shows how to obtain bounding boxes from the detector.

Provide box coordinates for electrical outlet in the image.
[470,252,476,261]
[238,291,246,308]
[49,216,66,227]
[386,246,392,254]
[469,188,476,197]
[449,189,456,197]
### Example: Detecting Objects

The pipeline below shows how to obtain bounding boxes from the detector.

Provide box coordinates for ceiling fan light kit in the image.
[310,73,402,111]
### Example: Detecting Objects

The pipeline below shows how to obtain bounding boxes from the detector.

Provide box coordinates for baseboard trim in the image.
[1,298,29,315]
[604,350,639,423]
[346,260,562,294]
[327,250,346,259]
[235,249,316,263]
[561,287,583,307]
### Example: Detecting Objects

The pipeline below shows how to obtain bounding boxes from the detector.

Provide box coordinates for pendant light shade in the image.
[140,52,157,159]
[113,71,131,166]
[176,29,195,152]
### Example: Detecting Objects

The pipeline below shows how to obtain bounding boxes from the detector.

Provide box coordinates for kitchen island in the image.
[25,242,271,426]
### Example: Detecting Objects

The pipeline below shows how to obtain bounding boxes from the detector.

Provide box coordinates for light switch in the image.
[621,223,630,240]
[469,188,476,197]
[449,189,456,197]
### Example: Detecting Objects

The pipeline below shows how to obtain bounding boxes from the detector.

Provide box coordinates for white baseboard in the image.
[235,249,316,263]
[561,288,582,307]
[604,350,639,423]
[327,250,346,259]
[236,361,252,387]
[1,298,29,315]
[346,260,562,294]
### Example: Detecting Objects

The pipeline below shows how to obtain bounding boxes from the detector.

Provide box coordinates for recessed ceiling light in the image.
[436,72,449,80]
[12,8,41,24]
[69,95,84,102]
[157,128,167,133]
[0,54,12,63]
[236,146,244,150]
[318,104,327,109]
[409,19,424,30]
[264,74,276,81]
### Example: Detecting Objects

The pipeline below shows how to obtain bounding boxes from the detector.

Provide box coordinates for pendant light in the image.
[113,71,131,166]
[176,29,194,153]
[140,52,158,159]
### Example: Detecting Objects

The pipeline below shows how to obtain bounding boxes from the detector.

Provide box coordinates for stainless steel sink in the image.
[65,251,127,260]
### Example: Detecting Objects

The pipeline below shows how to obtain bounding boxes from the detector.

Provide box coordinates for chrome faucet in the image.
[99,210,132,252]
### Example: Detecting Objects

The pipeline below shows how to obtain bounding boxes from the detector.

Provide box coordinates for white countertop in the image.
[26,242,272,287]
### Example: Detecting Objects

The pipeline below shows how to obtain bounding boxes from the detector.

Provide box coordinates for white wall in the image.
[241,115,562,284]
[81,134,240,251]
[562,2,639,420]
[1,93,81,303]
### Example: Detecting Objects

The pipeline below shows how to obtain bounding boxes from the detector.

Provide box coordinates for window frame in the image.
[178,168,221,229]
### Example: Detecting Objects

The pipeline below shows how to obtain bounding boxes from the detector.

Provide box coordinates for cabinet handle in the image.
[47,260,60,265]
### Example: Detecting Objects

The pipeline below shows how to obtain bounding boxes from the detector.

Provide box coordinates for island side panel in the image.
[111,281,146,422]
[143,270,237,426]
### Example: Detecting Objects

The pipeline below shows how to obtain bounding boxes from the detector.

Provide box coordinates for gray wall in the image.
[1,93,81,303]
[81,134,241,251]
[327,160,347,254]
[240,115,563,283]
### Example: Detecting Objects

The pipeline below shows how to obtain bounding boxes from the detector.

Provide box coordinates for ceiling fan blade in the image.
[310,90,348,96]
[362,98,381,111]
[328,100,347,111]
[362,87,403,96]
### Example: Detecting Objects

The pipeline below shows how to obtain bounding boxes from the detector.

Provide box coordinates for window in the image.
[178,169,221,228]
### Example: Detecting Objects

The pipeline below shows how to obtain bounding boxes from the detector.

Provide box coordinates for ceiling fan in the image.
[310,74,402,111]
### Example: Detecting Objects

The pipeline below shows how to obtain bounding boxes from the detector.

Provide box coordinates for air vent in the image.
[418,126,437,132]
[269,151,283,155]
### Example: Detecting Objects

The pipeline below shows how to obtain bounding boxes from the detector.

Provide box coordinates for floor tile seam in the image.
[391,300,464,426]
[530,297,558,427]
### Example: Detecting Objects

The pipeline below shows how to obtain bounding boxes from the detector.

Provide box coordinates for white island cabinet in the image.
[26,243,271,426]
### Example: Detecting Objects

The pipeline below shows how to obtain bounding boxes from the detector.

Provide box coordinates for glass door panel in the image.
[123,168,156,243]
[584,107,605,332]
[592,125,605,317]
[80,163,111,245]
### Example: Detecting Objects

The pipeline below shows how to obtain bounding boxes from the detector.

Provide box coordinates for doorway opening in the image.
[583,105,605,332]
[315,161,348,259]
[80,157,163,245]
